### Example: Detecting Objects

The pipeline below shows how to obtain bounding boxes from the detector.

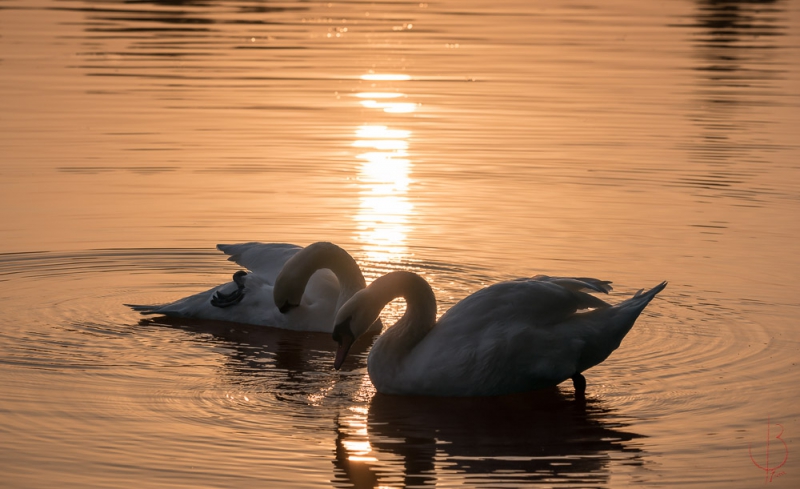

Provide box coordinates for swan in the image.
[332,271,666,397]
[127,242,368,332]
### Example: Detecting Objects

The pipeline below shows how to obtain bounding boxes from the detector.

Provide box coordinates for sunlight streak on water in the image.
[352,74,417,263]
[359,100,418,113]
[361,74,413,82]
[354,92,406,99]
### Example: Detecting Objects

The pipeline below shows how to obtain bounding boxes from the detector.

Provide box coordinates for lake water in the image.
[1,0,798,487]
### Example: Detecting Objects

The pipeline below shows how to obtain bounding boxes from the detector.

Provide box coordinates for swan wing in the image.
[531,275,612,294]
[216,242,301,282]
[401,298,588,396]
[438,277,610,334]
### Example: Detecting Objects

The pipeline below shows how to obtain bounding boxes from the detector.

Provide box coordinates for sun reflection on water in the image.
[359,100,417,113]
[341,406,378,463]
[360,74,412,81]
[353,74,416,262]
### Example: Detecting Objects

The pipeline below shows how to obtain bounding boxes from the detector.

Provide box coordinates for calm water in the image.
[1,0,799,487]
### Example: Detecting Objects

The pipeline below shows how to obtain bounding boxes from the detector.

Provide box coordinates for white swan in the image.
[332,271,666,397]
[127,242,368,332]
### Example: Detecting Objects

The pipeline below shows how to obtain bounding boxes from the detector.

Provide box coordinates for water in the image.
[1,0,798,487]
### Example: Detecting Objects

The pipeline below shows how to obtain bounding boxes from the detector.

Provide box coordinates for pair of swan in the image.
[130,241,666,396]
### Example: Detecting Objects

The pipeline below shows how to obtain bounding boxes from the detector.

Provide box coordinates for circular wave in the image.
[1,247,788,488]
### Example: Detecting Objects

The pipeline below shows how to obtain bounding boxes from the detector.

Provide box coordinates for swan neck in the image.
[302,242,367,306]
[324,247,367,310]
[371,272,437,354]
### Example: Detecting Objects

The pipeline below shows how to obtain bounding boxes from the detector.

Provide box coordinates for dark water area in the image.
[1,0,798,487]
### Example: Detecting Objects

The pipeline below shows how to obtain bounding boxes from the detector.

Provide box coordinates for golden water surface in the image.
[1,0,798,487]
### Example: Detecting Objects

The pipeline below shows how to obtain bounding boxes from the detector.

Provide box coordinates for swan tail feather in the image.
[633,281,667,302]
[124,303,166,315]
[125,293,212,316]
[584,281,667,365]
[616,281,667,320]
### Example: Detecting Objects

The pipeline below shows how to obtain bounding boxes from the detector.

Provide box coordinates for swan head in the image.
[332,288,383,369]
[273,273,302,313]
[332,318,355,370]
[273,247,318,314]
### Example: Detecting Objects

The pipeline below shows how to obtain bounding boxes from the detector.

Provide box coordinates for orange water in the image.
[1,0,798,487]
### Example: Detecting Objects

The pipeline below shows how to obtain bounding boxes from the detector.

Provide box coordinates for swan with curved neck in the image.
[128,242,368,332]
[333,271,666,397]
[273,241,367,316]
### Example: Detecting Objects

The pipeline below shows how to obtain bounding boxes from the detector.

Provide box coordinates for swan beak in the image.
[278,301,298,314]
[332,319,355,370]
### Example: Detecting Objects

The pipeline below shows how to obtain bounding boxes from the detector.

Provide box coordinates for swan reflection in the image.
[137,304,645,488]
[137,316,375,406]
[333,391,645,488]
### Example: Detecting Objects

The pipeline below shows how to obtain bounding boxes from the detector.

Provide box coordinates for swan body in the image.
[127,242,367,332]
[333,271,666,397]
